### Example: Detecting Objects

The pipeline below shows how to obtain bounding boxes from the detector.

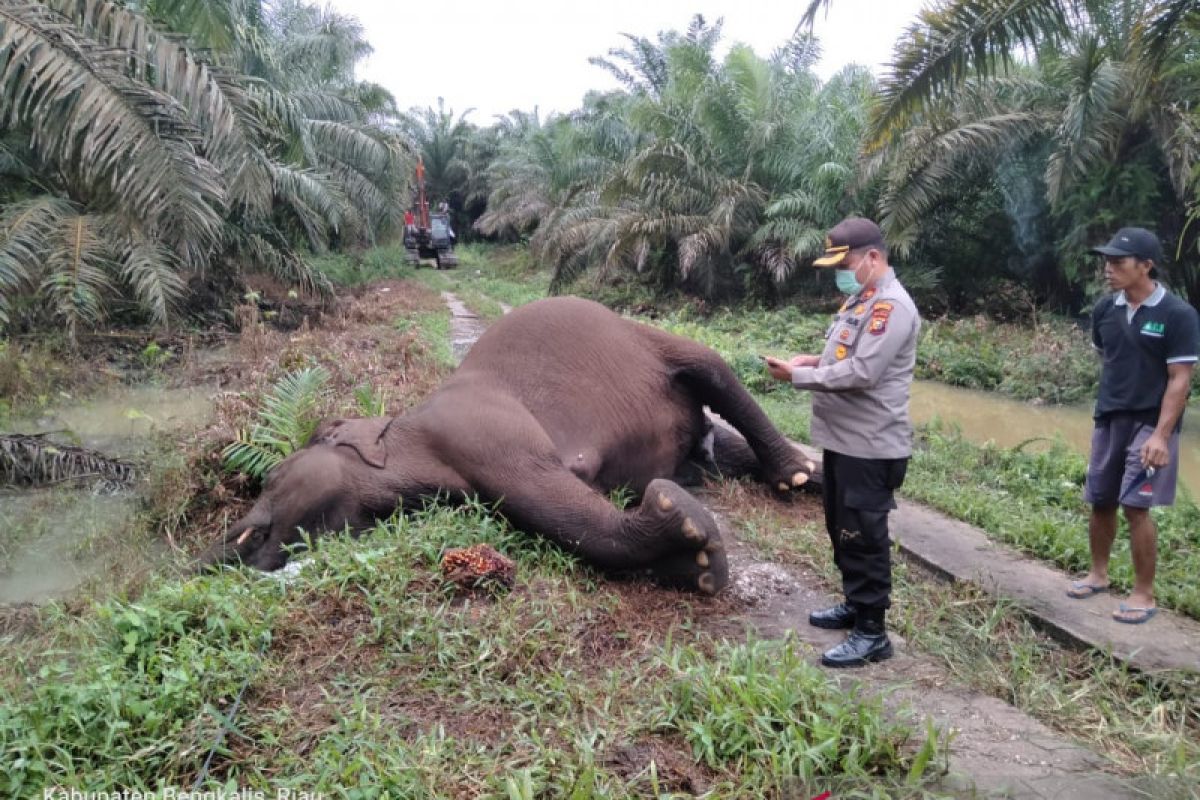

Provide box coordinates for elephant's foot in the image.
[763,445,816,494]
[638,479,727,594]
[646,536,728,595]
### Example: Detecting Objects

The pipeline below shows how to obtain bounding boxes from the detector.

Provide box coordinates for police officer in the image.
[765,217,920,667]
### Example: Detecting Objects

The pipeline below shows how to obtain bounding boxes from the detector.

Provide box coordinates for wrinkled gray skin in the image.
[202,297,814,593]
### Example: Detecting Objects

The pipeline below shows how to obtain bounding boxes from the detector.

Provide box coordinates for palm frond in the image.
[1044,36,1126,201]
[869,0,1071,151]
[0,2,227,265]
[38,212,116,339]
[46,0,273,212]
[116,234,186,326]
[222,366,330,480]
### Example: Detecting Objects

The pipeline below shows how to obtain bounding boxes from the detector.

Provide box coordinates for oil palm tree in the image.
[535,23,870,299]
[0,0,407,333]
[800,0,1200,303]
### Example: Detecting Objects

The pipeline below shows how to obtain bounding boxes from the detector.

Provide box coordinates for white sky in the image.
[325,0,930,122]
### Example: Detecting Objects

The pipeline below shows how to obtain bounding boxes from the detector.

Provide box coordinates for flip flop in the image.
[1066,581,1109,599]
[1112,603,1158,624]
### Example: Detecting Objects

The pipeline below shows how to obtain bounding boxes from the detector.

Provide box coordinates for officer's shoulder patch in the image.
[835,344,848,360]
[868,302,893,335]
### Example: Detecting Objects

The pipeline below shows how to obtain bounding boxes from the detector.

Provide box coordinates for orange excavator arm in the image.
[415,157,430,229]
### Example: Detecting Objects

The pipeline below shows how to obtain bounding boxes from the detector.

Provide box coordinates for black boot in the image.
[808,601,856,630]
[820,608,892,668]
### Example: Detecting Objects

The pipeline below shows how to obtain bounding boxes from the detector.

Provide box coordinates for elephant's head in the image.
[200,417,392,571]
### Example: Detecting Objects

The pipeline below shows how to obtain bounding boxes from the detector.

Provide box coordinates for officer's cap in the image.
[813,217,885,267]
[1090,227,1163,264]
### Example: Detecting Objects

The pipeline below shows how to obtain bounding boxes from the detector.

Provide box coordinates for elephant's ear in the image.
[311,418,389,469]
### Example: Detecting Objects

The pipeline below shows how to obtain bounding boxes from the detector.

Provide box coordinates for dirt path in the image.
[439,292,1159,799]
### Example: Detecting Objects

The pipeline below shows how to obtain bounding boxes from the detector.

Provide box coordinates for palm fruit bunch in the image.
[439,543,516,592]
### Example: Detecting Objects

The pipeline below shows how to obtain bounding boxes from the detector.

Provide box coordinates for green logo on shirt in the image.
[1141,321,1165,335]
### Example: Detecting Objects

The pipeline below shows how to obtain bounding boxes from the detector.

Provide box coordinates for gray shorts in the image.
[1084,415,1180,508]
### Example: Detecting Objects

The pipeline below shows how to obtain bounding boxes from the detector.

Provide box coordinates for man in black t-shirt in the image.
[1066,227,1200,624]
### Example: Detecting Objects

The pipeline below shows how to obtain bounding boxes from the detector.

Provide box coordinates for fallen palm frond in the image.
[0,433,136,488]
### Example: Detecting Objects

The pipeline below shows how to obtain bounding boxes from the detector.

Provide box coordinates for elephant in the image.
[202,296,815,594]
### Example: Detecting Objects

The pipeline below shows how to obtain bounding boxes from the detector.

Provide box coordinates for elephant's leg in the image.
[654,335,815,491]
[472,458,727,594]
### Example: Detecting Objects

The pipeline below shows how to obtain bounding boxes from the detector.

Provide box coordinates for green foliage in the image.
[310,245,415,287]
[838,0,1200,308]
[477,20,874,302]
[353,383,387,417]
[0,576,277,794]
[138,342,172,370]
[222,366,330,480]
[0,0,407,334]
[655,638,945,789]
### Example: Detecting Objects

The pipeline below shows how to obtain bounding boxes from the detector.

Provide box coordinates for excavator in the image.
[404,157,458,269]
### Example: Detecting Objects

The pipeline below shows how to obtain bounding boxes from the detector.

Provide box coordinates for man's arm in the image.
[1141,362,1195,468]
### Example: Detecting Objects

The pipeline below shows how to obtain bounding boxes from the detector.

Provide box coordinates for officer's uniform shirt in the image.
[790,268,920,460]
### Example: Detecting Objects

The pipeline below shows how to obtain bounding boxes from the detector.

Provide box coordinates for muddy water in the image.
[909,381,1200,499]
[0,491,140,603]
[19,385,214,456]
[1,384,214,604]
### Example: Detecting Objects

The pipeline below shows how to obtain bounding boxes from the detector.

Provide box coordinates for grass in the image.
[411,243,550,317]
[0,503,947,797]
[309,244,417,287]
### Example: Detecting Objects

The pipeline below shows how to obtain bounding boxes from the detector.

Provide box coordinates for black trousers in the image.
[822,450,909,613]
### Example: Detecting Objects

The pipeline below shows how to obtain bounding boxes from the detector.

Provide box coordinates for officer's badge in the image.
[835,344,848,360]
[854,304,866,315]
[860,288,877,302]
[868,302,894,336]
[838,328,851,342]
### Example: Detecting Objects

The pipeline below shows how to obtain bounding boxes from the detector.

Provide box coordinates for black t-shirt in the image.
[1091,287,1200,423]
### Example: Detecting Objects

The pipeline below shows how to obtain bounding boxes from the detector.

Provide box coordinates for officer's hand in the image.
[763,356,793,382]
[789,354,820,368]
[1140,432,1171,469]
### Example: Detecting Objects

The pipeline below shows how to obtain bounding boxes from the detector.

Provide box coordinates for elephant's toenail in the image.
[658,494,674,511]
[777,481,789,491]
[696,551,709,568]
[791,472,808,487]
[698,573,716,594]
[681,518,701,540]
[804,460,816,473]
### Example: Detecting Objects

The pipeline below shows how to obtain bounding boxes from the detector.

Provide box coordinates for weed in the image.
[223,367,330,480]
[654,637,946,792]
[138,341,172,370]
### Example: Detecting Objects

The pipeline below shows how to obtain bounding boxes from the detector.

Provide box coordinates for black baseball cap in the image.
[813,217,885,267]
[1090,227,1163,263]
